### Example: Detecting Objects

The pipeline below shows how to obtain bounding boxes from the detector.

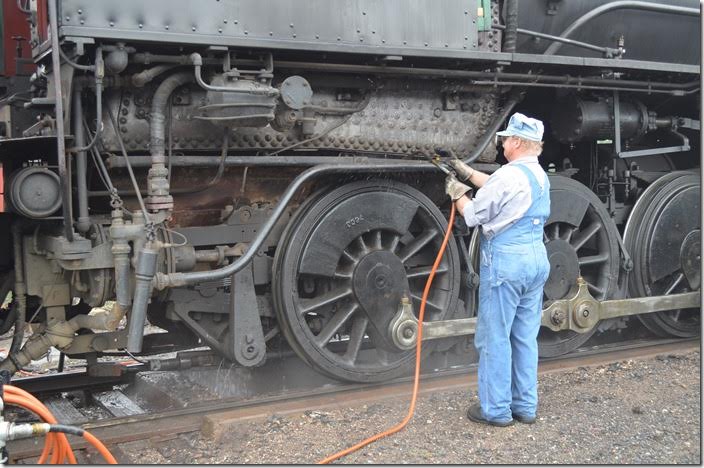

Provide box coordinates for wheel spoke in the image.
[398,229,438,263]
[333,270,353,280]
[374,230,383,250]
[562,227,576,242]
[586,281,605,297]
[664,273,686,295]
[314,303,359,347]
[411,293,443,312]
[406,264,449,279]
[552,223,560,239]
[571,222,602,251]
[299,287,353,314]
[578,252,609,266]
[543,232,550,243]
[388,234,401,253]
[670,309,682,321]
[341,249,358,263]
[342,315,369,364]
[356,236,369,254]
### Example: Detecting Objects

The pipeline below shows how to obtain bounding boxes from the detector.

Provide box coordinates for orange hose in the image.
[317,203,456,464]
[83,430,118,464]
[3,384,116,464]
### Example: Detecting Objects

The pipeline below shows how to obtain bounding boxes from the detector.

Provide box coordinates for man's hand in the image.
[445,174,472,201]
[447,159,474,182]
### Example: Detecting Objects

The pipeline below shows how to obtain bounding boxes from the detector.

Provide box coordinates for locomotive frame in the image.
[0,0,699,382]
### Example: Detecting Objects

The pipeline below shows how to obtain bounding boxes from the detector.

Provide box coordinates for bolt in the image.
[582,309,590,317]
[403,327,414,339]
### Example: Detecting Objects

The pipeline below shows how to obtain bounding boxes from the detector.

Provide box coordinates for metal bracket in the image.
[614,90,691,159]
[229,262,266,367]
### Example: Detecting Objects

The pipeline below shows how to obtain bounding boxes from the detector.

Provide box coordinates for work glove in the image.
[445,174,472,201]
[446,159,475,182]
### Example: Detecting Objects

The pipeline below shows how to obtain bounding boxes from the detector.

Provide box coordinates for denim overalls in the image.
[475,163,551,423]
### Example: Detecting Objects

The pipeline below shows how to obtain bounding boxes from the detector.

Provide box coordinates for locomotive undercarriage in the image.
[0,0,700,383]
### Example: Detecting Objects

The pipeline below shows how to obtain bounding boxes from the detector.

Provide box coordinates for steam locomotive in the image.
[0,0,699,382]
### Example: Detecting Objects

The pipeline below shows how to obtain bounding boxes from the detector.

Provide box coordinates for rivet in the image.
[218,28,222,33]
[223,19,227,24]
[165,25,169,30]
[293,33,297,38]
[138,23,143,29]
[269,31,273,36]
[244,30,248,35]
[234,20,238,24]
[289,23,294,28]
[80,19,84,25]
[337,37,341,41]
[109,21,114,27]
[424,42,428,47]
[192,26,196,31]
[65,16,70,21]
[315,34,319,39]
[77,9,82,14]
[403,40,407,45]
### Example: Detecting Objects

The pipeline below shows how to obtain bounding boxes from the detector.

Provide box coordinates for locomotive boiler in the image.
[0,0,698,382]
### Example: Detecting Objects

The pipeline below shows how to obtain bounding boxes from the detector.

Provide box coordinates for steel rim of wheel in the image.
[273,180,461,382]
[623,171,701,337]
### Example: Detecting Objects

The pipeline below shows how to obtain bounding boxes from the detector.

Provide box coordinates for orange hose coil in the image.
[3,384,117,464]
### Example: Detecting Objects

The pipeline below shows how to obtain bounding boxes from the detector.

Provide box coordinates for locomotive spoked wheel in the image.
[467,176,621,357]
[623,171,701,338]
[273,180,462,382]
[539,175,622,357]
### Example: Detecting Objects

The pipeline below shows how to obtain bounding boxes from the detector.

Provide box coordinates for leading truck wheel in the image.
[623,171,701,337]
[273,180,462,382]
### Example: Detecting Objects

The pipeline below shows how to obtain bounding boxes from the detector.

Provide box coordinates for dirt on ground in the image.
[112,349,700,464]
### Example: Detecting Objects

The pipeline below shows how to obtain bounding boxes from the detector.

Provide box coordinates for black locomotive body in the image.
[0,0,699,382]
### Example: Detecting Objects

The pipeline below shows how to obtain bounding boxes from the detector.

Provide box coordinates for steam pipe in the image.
[545,1,700,55]
[148,71,194,210]
[502,0,518,53]
[462,90,522,164]
[154,162,438,289]
[48,0,73,241]
[72,88,90,233]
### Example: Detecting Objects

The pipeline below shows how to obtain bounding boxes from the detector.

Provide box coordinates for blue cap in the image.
[496,112,544,142]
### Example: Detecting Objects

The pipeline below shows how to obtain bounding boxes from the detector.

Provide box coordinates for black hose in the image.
[502,0,519,53]
[545,1,699,55]
[462,89,522,164]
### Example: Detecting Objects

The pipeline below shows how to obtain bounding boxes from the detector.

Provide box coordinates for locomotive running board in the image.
[389,277,700,347]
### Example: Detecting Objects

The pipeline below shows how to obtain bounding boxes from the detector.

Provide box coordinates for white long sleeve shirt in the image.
[462,156,548,239]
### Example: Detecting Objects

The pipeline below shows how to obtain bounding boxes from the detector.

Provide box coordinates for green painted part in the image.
[477,0,492,31]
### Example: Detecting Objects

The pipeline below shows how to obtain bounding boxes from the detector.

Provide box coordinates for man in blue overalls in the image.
[445,112,551,427]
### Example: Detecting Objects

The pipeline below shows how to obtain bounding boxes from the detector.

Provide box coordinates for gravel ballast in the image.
[115,349,700,464]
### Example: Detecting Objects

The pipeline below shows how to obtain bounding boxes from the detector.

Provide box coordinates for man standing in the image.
[445,112,551,427]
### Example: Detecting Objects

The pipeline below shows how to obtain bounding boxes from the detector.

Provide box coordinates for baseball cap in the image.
[496,112,544,142]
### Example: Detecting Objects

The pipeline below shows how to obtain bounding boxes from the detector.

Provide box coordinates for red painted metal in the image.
[3,0,32,77]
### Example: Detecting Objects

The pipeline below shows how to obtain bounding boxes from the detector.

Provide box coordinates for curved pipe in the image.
[189,53,279,96]
[131,64,179,87]
[150,71,194,161]
[502,0,518,53]
[545,1,700,55]
[462,90,522,163]
[155,161,440,289]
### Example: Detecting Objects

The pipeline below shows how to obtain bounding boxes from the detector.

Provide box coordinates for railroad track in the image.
[5,334,699,464]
